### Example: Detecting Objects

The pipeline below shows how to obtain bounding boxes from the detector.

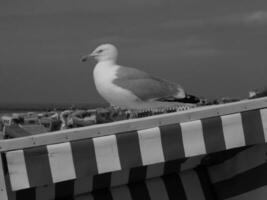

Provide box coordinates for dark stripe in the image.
[195,166,217,200]
[71,139,98,178]
[201,146,250,166]
[164,159,187,175]
[16,188,36,200]
[213,162,267,199]
[202,117,226,153]
[116,131,142,169]
[128,182,150,200]
[129,166,147,183]
[160,124,185,161]
[1,153,8,174]
[55,180,75,200]
[162,173,187,200]
[241,110,265,145]
[92,189,113,200]
[93,173,112,190]
[24,146,53,187]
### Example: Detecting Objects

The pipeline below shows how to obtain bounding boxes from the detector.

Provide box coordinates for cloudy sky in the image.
[0,0,267,104]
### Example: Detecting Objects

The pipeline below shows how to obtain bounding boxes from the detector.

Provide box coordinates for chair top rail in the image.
[0,97,267,152]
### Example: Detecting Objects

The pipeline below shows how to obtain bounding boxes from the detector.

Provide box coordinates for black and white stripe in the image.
[7,169,207,200]
[5,108,267,191]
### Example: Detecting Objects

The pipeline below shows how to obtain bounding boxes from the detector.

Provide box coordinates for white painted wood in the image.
[93,135,121,173]
[180,170,206,200]
[181,120,206,157]
[0,154,8,200]
[181,155,205,171]
[0,97,267,152]
[138,127,165,165]
[260,108,267,142]
[111,185,132,200]
[146,163,165,179]
[111,169,130,187]
[146,178,169,200]
[5,150,30,191]
[221,113,246,149]
[47,142,76,183]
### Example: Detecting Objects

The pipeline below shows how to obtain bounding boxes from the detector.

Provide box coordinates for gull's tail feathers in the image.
[155,94,200,104]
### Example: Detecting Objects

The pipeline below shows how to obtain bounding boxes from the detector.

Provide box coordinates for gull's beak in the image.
[80,52,97,62]
[80,54,90,62]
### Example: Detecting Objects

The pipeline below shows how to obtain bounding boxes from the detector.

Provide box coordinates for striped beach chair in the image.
[0,97,267,200]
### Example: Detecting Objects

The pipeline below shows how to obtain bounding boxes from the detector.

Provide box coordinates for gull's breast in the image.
[93,64,140,107]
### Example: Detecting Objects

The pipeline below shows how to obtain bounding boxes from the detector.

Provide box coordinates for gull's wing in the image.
[113,66,185,101]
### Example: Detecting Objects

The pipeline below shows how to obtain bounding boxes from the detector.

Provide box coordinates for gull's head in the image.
[81,44,118,63]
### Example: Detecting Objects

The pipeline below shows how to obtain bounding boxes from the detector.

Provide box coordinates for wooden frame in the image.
[0,97,266,152]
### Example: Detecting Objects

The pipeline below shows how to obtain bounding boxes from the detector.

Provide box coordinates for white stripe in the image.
[146,163,165,179]
[138,127,165,165]
[221,113,245,149]
[181,155,205,171]
[260,108,267,142]
[47,142,76,183]
[6,150,30,191]
[93,135,121,173]
[146,178,169,200]
[181,120,206,157]
[111,169,130,187]
[111,185,132,200]
[180,170,206,200]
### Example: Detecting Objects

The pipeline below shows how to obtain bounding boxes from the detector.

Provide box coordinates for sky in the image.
[0,0,267,104]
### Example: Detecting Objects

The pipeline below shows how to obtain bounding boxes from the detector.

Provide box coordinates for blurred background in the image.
[0,0,267,106]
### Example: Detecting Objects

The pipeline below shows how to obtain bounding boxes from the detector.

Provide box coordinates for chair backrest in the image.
[0,97,266,200]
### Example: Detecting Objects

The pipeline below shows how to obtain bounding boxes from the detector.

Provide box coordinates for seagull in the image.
[81,44,199,110]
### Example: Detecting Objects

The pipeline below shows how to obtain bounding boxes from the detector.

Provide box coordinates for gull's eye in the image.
[97,49,103,53]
